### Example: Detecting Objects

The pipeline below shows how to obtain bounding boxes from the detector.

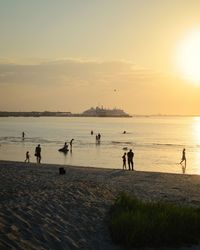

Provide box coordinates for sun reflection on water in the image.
[193,117,200,144]
[192,117,200,174]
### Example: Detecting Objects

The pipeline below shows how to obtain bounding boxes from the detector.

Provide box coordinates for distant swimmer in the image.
[127,149,134,171]
[122,152,127,170]
[35,144,41,163]
[91,130,94,135]
[180,148,186,168]
[25,151,30,163]
[123,131,126,134]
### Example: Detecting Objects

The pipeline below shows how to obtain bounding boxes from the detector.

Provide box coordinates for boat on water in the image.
[81,106,131,117]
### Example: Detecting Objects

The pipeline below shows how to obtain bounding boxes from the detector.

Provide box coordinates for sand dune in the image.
[0,161,200,250]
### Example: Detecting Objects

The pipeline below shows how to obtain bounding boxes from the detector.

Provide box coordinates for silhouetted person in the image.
[122,153,127,170]
[180,148,186,168]
[91,130,94,135]
[127,149,134,171]
[35,144,41,163]
[58,142,69,153]
[63,142,68,150]
[98,133,101,141]
[70,139,74,151]
[22,131,25,140]
[25,151,30,163]
[96,134,100,144]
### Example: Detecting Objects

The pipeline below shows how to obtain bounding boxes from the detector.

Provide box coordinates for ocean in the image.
[0,116,200,174]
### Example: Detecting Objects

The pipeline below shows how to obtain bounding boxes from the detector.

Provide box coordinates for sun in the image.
[176,28,200,83]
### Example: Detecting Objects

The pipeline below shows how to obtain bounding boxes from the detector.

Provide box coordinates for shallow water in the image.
[0,116,200,174]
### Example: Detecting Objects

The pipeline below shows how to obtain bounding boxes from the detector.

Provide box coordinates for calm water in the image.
[0,116,200,174]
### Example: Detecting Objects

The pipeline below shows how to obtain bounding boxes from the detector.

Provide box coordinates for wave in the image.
[0,136,197,150]
[0,136,63,144]
[152,143,184,147]
[111,141,133,145]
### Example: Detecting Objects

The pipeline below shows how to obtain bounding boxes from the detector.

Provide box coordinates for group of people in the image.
[121,148,186,172]
[58,139,74,153]
[122,149,134,171]
[25,139,75,164]
[23,132,41,163]
[91,130,101,143]
[23,129,186,172]
[25,144,41,163]
[95,133,101,143]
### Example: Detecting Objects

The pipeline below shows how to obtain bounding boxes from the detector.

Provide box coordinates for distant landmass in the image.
[0,107,131,117]
[0,111,72,117]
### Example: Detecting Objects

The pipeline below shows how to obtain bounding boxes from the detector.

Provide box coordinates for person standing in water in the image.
[70,139,74,151]
[122,153,127,170]
[180,148,186,167]
[35,144,41,163]
[22,131,25,140]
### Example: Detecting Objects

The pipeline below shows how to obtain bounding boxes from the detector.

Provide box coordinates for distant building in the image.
[81,106,131,117]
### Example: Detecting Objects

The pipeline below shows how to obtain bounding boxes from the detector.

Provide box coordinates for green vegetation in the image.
[108,193,200,248]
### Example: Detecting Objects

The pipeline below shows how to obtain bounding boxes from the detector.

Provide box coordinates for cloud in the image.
[0,58,160,88]
[3,58,195,114]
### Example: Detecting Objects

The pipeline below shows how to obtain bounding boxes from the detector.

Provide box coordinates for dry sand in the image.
[1,160,200,250]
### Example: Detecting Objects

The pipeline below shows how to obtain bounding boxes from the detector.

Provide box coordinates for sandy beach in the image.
[1,161,200,250]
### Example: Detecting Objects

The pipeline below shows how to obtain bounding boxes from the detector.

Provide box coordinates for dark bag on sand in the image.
[59,167,66,175]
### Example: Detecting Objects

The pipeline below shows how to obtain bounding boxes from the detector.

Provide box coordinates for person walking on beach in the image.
[35,144,41,163]
[22,131,25,140]
[127,149,134,171]
[25,151,30,163]
[180,148,186,167]
[122,152,127,170]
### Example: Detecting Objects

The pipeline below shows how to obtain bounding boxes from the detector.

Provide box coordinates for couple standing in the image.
[122,149,134,171]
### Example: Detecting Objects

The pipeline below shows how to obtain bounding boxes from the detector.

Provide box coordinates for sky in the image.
[1,0,200,115]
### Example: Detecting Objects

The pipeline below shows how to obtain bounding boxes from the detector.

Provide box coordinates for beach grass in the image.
[108,192,200,248]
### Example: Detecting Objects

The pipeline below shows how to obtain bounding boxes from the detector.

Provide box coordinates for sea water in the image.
[0,116,200,175]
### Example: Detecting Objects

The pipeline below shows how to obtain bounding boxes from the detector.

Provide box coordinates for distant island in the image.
[82,106,131,117]
[0,107,131,118]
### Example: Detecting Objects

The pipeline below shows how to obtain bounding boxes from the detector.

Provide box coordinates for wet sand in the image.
[0,160,200,250]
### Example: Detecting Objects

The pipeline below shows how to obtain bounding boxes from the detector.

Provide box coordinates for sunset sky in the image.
[1,0,200,115]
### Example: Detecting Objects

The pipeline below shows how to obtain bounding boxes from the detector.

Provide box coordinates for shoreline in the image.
[1,160,200,249]
[0,159,192,176]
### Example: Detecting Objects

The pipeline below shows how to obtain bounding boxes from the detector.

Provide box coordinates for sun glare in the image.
[176,29,200,84]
